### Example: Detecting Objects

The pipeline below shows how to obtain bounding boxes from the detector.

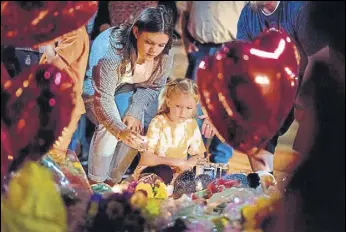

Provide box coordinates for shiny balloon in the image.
[197,30,299,155]
[1,64,75,163]
[1,1,98,47]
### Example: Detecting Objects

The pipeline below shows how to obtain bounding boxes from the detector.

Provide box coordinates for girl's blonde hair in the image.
[158,78,200,115]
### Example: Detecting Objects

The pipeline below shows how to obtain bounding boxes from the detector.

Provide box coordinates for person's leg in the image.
[185,51,199,80]
[88,123,119,182]
[143,97,159,133]
[108,85,151,183]
[78,114,90,161]
[87,86,136,183]
[109,86,161,183]
[68,120,80,152]
[116,96,159,179]
[209,137,234,163]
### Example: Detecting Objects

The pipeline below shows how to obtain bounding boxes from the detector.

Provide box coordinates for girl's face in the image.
[166,92,197,123]
[133,26,169,62]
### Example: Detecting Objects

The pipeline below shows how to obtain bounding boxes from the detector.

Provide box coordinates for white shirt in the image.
[120,59,154,84]
[180,1,247,44]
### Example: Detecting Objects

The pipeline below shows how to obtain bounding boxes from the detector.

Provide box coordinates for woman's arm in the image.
[92,46,127,137]
[125,52,174,121]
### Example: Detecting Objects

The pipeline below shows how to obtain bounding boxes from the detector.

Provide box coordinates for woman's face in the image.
[133,26,169,62]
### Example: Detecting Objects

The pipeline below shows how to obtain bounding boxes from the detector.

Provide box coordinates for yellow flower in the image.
[241,195,282,231]
[144,199,162,217]
[135,183,154,198]
[242,205,258,221]
[130,191,148,209]
[154,182,168,199]
[212,216,230,231]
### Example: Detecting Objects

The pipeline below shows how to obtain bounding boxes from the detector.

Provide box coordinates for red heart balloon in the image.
[197,30,300,155]
[1,64,75,164]
[1,1,98,47]
[197,56,235,143]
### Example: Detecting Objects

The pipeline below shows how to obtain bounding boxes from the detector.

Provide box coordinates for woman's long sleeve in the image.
[92,49,127,137]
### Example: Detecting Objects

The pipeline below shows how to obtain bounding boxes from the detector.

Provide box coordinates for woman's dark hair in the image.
[112,5,174,78]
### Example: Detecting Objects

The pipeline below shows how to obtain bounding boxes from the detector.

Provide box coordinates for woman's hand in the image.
[117,129,147,150]
[123,115,143,134]
[198,115,216,138]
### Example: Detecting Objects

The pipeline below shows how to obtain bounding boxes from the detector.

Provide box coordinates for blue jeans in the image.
[68,114,91,158]
[186,43,233,163]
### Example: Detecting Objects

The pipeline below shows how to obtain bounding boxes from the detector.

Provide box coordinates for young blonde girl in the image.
[133,78,206,184]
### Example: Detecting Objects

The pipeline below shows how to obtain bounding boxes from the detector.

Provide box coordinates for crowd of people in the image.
[1,2,345,230]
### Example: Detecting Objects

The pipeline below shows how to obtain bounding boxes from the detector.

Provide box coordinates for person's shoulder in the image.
[238,2,255,21]
[240,2,252,14]
[285,1,309,15]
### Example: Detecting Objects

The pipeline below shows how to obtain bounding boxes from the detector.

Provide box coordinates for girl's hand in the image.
[176,159,195,172]
[117,129,147,150]
[189,154,205,164]
[187,155,203,167]
[123,115,143,134]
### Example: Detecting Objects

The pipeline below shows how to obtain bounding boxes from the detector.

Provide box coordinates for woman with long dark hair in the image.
[83,6,175,184]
